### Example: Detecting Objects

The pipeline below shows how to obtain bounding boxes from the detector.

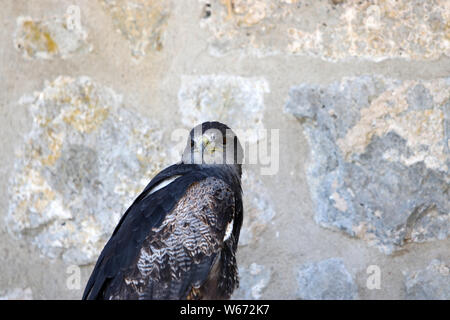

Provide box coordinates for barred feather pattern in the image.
[118,177,237,299]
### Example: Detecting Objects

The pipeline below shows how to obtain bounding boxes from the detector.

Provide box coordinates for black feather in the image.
[82,163,242,300]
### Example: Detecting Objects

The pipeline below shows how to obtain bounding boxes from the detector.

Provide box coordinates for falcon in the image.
[82,121,244,300]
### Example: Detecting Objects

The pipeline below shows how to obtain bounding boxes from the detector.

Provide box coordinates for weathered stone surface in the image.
[296,258,358,300]
[199,0,449,61]
[404,259,450,300]
[99,0,171,59]
[285,76,449,254]
[0,288,33,300]
[7,76,168,265]
[178,74,269,141]
[14,8,92,59]
[232,263,271,299]
[239,171,276,246]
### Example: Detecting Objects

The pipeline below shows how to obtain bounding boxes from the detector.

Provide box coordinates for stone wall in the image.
[0,0,448,299]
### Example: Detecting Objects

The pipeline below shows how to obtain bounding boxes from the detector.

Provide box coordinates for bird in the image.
[82,121,244,300]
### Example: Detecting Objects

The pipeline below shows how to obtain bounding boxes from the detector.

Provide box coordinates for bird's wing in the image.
[82,166,236,300]
[82,164,189,300]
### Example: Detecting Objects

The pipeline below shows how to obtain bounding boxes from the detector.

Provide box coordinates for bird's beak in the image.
[201,135,222,155]
[202,136,210,149]
[201,136,213,155]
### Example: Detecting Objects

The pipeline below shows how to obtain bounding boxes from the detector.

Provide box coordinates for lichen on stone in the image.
[14,8,92,59]
[200,0,449,60]
[7,76,168,265]
[336,79,449,172]
[199,0,288,56]
[285,75,449,254]
[99,0,171,59]
[288,0,450,61]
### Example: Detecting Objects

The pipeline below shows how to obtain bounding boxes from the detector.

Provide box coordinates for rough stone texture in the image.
[285,76,449,254]
[178,74,269,141]
[232,263,271,299]
[239,171,276,246]
[7,76,168,265]
[200,0,450,60]
[296,258,358,300]
[0,288,33,300]
[99,0,171,59]
[404,259,450,300]
[14,8,92,59]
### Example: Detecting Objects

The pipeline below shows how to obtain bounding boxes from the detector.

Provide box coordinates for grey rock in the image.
[232,263,271,300]
[296,258,358,300]
[285,76,449,254]
[7,76,168,265]
[405,259,450,300]
[407,84,434,111]
[239,171,276,247]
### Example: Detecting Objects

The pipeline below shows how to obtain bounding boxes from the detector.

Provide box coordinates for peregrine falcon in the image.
[82,121,244,300]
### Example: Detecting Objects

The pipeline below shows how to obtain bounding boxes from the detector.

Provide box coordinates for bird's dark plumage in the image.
[82,122,243,300]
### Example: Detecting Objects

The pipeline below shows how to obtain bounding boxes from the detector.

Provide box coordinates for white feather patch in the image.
[223,219,234,241]
[143,175,182,199]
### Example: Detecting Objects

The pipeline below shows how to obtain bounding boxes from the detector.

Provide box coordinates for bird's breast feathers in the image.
[112,175,238,299]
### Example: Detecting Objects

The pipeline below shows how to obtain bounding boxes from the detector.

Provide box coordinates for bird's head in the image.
[181,121,243,175]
